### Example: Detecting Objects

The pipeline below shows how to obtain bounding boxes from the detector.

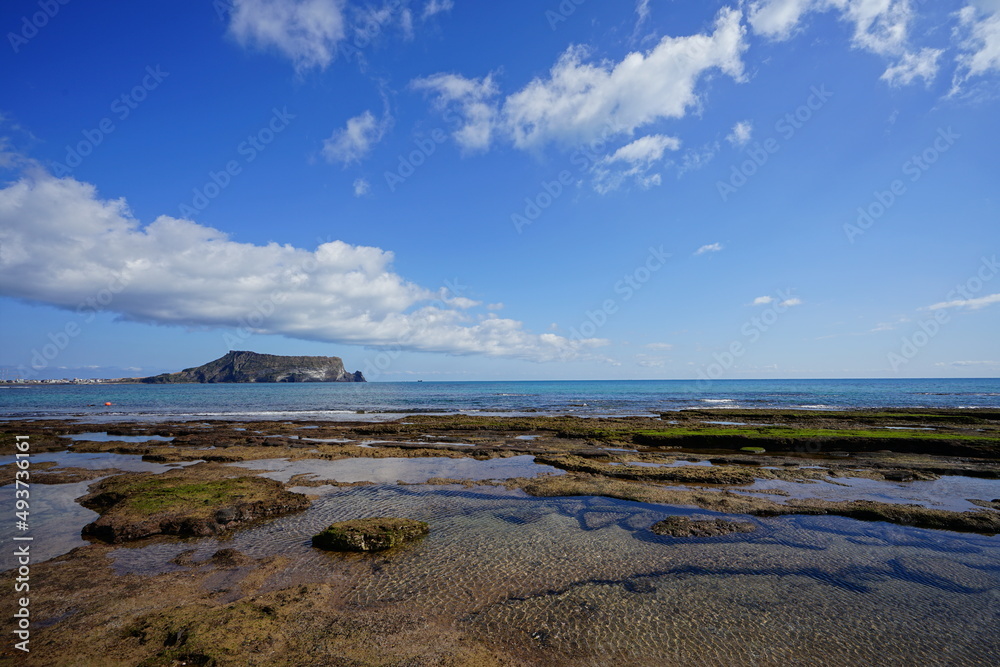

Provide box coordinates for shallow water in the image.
[61,432,174,443]
[737,474,1000,512]
[229,454,563,484]
[0,451,194,473]
[0,479,99,568]
[108,483,1000,664]
[0,452,199,568]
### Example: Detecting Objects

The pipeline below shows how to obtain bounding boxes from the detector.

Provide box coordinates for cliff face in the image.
[141,351,366,383]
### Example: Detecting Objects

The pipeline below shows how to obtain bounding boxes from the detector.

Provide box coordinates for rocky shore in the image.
[2,408,998,665]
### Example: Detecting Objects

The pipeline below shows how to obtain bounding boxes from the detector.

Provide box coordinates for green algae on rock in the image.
[79,464,310,543]
[312,517,430,552]
[650,516,757,538]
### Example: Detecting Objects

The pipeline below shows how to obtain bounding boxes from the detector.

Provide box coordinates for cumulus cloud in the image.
[752,295,774,305]
[415,8,744,153]
[228,0,346,72]
[749,0,943,85]
[322,110,391,164]
[695,243,723,255]
[924,292,1000,310]
[750,0,910,52]
[645,342,674,351]
[726,120,753,147]
[0,166,606,363]
[411,73,500,152]
[502,8,746,149]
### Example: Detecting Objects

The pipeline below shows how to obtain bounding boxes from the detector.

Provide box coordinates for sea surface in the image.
[0,377,998,422]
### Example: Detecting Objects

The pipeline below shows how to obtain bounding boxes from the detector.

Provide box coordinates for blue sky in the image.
[1,0,998,381]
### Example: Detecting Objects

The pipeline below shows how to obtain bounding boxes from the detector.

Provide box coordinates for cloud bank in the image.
[0,165,606,362]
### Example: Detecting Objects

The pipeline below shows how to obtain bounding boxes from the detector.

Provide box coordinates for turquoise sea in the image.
[1,377,998,421]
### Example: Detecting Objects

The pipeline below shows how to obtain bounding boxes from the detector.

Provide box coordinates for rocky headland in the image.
[140,350,366,383]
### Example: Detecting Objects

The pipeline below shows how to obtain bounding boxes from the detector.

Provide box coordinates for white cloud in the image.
[502,8,746,149]
[411,73,500,152]
[592,134,680,192]
[953,4,1000,90]
[352,178,371,196]
[750,0,935,83]
[228,0,346,72]
[726,120,753,147]
[634,0,652,31]
[748,0,815,39]
[411,8,746,191]
[400,8,414,39]
[751,0,912,53]
[645,342,674,351]
[780,297,802,307]
[752,295,774,305]
[925,292,1000,310]
[322,110,390,165]
[695,243,723,255]
[881,47,943,86]
[606,134,681,164]
[0,166,607,363]
[423,0,454,19]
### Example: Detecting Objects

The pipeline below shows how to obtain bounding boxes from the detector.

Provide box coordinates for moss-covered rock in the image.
[312,517,429,552]
[79,464,310,543]
[650,516,757,538]
[533,454,759,485]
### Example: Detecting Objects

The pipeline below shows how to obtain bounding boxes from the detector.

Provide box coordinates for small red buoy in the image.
[104,402,112,406]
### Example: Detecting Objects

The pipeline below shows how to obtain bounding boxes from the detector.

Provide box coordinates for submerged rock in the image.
[312,517,430,552]
[650,516,757,538]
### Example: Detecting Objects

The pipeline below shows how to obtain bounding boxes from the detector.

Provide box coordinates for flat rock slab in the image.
[312,517,430,552]
[650,516,757,538]
[79,466,310,543]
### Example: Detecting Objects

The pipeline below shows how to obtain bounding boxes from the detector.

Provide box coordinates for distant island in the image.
[140,351,366,383]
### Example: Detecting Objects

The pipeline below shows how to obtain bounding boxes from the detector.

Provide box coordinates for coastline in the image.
[2,408,999,664]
